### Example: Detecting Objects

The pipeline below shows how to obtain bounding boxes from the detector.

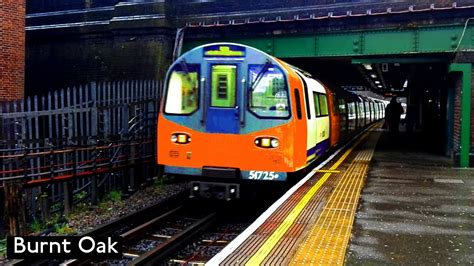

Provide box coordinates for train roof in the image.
[175,42,283,67]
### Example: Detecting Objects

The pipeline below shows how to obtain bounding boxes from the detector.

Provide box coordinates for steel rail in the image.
[130,213,217,265]
[9,190,188,266]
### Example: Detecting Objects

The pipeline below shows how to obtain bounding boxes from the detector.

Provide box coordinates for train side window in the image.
[164,64,199,115]
[319,94,329,116]
[338,99,346,114]
[211,65,236,108]
[348,102,355,119]
[294,89,302,119]
[312,92,321,117]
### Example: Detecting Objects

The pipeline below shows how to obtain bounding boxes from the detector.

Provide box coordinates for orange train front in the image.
[157,43,385,199]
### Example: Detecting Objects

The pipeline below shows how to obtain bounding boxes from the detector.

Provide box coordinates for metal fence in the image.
[0,80,162,219]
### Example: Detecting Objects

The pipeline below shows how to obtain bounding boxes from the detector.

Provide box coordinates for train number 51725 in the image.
[248,171,279,180]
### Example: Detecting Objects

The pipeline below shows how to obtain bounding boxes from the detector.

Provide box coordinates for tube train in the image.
[157,43,385,199]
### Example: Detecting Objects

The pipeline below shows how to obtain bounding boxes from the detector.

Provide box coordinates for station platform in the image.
[208,125,474,265]
[346,130,474,265]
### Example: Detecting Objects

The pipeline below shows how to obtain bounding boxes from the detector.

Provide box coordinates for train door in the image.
[348,101,356,131]
[376,102,380,120]
[338,98,348,133]
[309,91,330,158]
[364,101,370,125]
[357,101,364,128]
[369,101,372,122]
[205,64,240,134]
[359,100,365,129]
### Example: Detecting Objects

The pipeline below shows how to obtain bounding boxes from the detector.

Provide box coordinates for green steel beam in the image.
[352,58,448,64]
[449,63,472,168]
[183,24,474,58]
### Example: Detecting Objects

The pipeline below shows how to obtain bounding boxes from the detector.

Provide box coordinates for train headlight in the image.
[271,139,280,148]
[171,133,191,144]
[255,137,280,149]
[178,134,187,143]
[171,135,178,143]
[261,138,271,147]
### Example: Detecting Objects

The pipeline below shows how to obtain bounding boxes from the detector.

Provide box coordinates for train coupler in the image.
[189,181,240,200]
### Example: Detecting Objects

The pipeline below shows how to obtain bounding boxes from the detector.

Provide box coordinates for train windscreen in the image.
[164,64,199,115]
[248,65,290,118]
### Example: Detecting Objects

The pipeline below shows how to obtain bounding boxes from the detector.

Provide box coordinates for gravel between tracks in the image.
[67,182,188,235]
[0,182,188,259]
[0,182,187,262]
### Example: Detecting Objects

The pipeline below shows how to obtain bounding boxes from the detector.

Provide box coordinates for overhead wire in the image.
[453,17,474,54]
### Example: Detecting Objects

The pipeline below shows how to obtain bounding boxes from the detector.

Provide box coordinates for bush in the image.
[54,223,75,235]
[105,190,122,202]
[29,218,45,233]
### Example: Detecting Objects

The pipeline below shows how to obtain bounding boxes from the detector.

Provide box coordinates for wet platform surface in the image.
[346,130,474,265]
[209,126,381,265]
[209,126,474,265]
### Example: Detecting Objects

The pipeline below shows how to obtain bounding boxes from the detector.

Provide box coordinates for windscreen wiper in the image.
[179,59,193,84]
[250,60,272,91]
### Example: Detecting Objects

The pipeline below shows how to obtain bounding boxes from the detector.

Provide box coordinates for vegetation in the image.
[104,190,122,202]
[153,177,165,189]
[27,211,76,235]
[27,189,125,236]
[29,218,45,233]
[54,223,75,235]
[51,201,63,212]
[73,191,88,202]
[0,238,6,258]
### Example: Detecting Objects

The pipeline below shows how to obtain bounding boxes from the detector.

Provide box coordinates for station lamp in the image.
[363,64,373,70]
[370,74,377,78]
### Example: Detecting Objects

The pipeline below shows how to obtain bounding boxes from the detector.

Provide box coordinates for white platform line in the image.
[434,178,464,184]
[206,128,371,265]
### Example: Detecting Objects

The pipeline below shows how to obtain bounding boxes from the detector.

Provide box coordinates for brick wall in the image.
[0,0,25,101]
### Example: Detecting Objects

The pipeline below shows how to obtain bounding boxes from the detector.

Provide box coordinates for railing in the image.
[0,80,162,221]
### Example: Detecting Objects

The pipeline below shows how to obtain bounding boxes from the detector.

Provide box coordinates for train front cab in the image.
[157,43,309,199]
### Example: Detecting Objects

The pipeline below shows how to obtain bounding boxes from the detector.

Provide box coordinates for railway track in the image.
[109,207,217,265]
[166,221,250,265]
[56,202,218,266]
[8,183,287,266]
[114,196,275,265]
[77,200,264,265]
[6,187,278,266]
[9,191,188,266]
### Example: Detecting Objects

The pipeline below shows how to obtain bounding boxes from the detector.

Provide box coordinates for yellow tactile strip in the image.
[244,132,370,266]
[220,127,380,266]
[290,130,381,265]
[223,180,312,265]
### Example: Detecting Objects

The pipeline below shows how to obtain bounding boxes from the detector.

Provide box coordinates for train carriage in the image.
[157,43,385,199]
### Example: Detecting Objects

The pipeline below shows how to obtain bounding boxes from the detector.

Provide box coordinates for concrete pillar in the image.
[449,63,472,167]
